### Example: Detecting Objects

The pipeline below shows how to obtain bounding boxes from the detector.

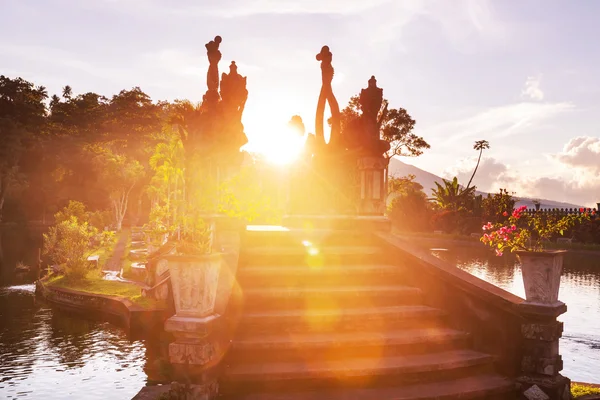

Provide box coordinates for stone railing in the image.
[376,232,572,400]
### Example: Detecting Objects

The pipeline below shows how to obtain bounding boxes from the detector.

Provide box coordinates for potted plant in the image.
[164,210,223,318]
[481,206,590,305]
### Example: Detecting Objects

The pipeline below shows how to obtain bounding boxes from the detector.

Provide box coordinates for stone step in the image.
[239,305,447,334]
[243,228,380,249]
[221,349,495,393]
[241,246,385,266]
[242,285,422,311]
[219,374,514,400]
[227,328,471,363]
[237,264,405,287]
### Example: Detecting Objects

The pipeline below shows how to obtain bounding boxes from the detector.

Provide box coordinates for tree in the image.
[430,177,476,211]
[465,139,490,190]
[91,146,145,231]
[338,95,430,159]
[0,76,48,222]
[147,135,185,228]
[388,175,431,232]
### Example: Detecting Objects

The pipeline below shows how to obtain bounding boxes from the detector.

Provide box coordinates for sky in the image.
[1,0,599,207]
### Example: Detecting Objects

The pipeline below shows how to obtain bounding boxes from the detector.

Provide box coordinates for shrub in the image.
[43,216,114,280]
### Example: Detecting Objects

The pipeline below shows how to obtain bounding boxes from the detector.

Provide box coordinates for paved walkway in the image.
[104,229,130,271]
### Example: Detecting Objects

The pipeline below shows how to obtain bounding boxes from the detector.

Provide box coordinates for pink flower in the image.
[503,211,508,217]
[495,249,503,256]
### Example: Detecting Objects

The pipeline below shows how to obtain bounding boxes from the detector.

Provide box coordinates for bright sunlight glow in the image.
[245,120,306,165]
[263,127,305,165]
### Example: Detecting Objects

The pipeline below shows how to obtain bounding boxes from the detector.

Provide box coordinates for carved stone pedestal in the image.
[517,302,572,400]
[358,156,389,216]
[164,315,223,399]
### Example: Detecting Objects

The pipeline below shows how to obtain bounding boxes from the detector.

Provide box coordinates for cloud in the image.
[553,136,600,173]
[444,137,600,207]
[443,156,507,192]
[422,101,574,145]
[521,75,544,101]
[95,0,396,18]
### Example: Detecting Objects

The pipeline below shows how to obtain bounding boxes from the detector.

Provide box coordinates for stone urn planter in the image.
[166,253,222,318]
[515,250,566,306]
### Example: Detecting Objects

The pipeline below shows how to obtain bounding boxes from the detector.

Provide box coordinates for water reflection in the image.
[432,246,600,384]
[0,285,162,399]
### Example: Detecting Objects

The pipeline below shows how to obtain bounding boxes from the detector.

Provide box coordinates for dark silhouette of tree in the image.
[0,76,48,222]
[338,95,429,159]
[465,139,490,190]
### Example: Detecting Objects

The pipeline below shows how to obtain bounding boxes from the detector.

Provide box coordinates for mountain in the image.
[388,158,585,209]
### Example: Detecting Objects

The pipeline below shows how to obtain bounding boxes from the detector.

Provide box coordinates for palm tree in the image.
[465,140,490,190]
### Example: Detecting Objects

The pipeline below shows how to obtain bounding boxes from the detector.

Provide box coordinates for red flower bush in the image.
[481,206,590,256]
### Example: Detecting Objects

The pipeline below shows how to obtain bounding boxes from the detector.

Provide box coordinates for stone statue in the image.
[360,76,383,133]
[219,61,249,150]
[315,45,341,149]
[205,35,222,92]
[220,61,248,120]
[357,75,390,157]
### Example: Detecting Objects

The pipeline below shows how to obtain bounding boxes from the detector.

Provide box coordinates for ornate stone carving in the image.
[168,254,221,318]
[315,45,341,148]
[220,61,249,151]
[355,76,391,157]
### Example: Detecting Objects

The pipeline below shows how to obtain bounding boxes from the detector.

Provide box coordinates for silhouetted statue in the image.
[288,115,306,137]
[206,36,222,92]
[315,45,341,149]
[220,61,249,149]
[360,76,383,132]
[356,75,390,156]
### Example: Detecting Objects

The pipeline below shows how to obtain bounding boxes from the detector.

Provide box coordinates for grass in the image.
[46,272,163,309]
[572,383,600,399]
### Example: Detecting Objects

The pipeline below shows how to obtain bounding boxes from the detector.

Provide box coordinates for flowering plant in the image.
[481,206,590,256]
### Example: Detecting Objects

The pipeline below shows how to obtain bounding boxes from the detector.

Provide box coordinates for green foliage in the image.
[388,175,432,232]
[43,202,115,280]
[571,383,600,399]
[90,145,145,230]
[218,162,282,224]
[430,177,476,211]
[482,189,516,224]
[338,95,429,158]
[54,200,88,224]
[43,216,114,279]
[0,76,48,221]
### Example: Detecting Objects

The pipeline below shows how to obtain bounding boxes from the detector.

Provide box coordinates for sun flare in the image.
[255,126,306,165]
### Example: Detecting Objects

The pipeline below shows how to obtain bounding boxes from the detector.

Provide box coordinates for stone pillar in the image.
[163,253,223,399]
[517,302,572,400]
[358,156,388,216]
[162,216,244,399]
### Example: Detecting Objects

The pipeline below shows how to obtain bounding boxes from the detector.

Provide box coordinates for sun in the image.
[251,125,306,166]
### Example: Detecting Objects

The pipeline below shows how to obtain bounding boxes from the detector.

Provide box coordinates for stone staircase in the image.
[219,228,515,399]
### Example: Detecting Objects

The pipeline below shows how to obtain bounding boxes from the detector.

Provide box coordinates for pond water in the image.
[431,246,600,384]
[0,284,167,400]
